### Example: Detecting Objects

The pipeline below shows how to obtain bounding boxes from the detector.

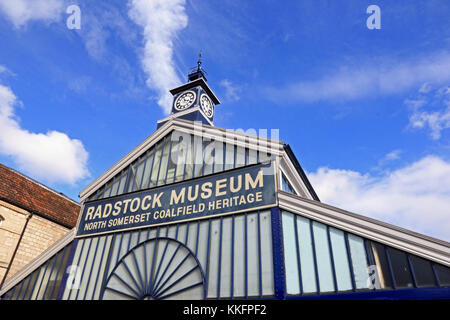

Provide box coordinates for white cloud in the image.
[0,84,89,184]
[267,52,450,103]
[0,0,64,28]
[406,85,450,140]
[220,79,241,102]
[128,0,188,115]
[308,156,450,241]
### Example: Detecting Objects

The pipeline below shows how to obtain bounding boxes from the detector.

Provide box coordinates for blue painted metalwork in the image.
[148,227,160,292]
[344,233,356,291]
[56,238,78,300]
[42,249,60,299]
[145,144,157,189]
[270,207,286,299]
[75,238,93,300]
[309,220,320,293]
[49,246,68,299]
[257,211,263,298]
[293,215,303,295]
[35,258,51,299]
[82,237,101,300]
[326,226,338,293]
[244,212,248,299]
[204,219,212,297]
[407,255,418,288]
[217,217,223,299]
[431,264,441,287]
[385,246,397,289]
[98,234,116,300]
[231,214,235,299]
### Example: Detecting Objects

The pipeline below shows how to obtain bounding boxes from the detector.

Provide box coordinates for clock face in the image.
[200,94,214,118]
[174,91,196,111]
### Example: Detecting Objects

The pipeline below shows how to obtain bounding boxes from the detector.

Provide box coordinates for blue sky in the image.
[0,0,449,240]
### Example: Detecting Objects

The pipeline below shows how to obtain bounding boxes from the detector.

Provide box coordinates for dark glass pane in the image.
[434,264,450,286]
[387,247,414,288]
[370,242,393,289]
[409,255,436,287]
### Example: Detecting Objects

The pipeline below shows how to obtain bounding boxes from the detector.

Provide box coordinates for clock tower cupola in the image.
[157,53,221,129]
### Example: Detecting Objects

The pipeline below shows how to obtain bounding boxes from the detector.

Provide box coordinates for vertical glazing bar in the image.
[182,134,190,181]
[195,221,200,256]
[309,220,320,293]
[83,237,101,300]
[326,226,338,293]
[122,165,133,196]
[257,211,263,298]
[407,255,418,288]
[385,246,397,289]
[270,207,286,300]
[244,213,248,299]
[145,145,157,189]
[90,236,109,300]
[75,238,93,300]
[115,232,124,266]
[231,215,235,299]
[154,137,167,186]
[163,138,174,185]
[42,251,59,299]
[149,227,160,293]
[137,150,150,190]
[293,215,303,295]
[57,239,78,300]
[185,222,190,245]
[49,246,67,299]
[35,259,51,300]
[14,277,25,300]
[431,264,441,287]
[99,234,116,300]
[19,273,32,300]
[217,217,223,299]
[26,270,40,300]
[204,219,212,296]
[344,233,356,291]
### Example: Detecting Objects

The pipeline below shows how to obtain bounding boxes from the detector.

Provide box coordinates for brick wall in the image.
[0,200,69,283]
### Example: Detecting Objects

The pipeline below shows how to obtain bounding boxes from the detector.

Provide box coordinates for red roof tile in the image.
[0,163,80,228]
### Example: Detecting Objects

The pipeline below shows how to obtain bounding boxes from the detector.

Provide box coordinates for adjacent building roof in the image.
[0,163,80,228]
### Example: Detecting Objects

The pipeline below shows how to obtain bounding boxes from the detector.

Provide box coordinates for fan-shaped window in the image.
[102,237,205,300]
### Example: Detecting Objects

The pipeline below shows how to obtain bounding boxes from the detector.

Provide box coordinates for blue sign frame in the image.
[76,162,278,238]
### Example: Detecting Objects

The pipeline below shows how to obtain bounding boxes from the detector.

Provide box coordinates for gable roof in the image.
[79,118,317,202]
[0,163,80,228]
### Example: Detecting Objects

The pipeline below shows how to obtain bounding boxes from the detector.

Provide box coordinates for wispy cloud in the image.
[406,85,450,140]
[128,0,188,115]
[0,0,65,28]
[220,79,241,102]
[308,155,450,241]
[0,83,89,184]
[266,51,450,104]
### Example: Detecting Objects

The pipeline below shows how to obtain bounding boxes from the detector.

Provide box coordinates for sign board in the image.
[76,162,277,237]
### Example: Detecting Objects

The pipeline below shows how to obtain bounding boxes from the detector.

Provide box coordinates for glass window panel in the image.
[220,216,232,298]
[224,143,235,171]
[174,134,188,182]
[156,138,171,186]
[281,211,300,295]
[76,237,99,300]
[192,136,203,179]
[103,180,114,198]
[409,255,436,288]
[281,174,296,194]
[347,234,369,290]
[387,247,414,289]
[247,148,257,165]
[117,169,128,195]
[213,140,224,174]
[370,242,393,289]
[247,213,260,297]
[329,228,353,291]
[235,145,246,168]
[434,264,450,286]
[296,216,317,293]
[259,210,274,296]
[207,219,220,298]
[110,174,121,197]
[312,222,335,293]
[150,139,165,188]
[203,139,214,176]
[233,215,245,297]
[134,155,148,191]
[140,148,155,190]
[126,161,138,193]
[166,138,179,184]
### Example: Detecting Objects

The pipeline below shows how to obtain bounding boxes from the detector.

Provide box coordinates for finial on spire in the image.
[188,51,207,82]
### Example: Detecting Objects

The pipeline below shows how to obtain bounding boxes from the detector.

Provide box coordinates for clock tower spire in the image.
[157,53,221,128]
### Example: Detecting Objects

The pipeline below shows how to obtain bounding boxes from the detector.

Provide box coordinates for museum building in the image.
[1,61,449,300]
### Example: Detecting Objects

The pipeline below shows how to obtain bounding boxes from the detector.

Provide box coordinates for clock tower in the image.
[157,54,221,128]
